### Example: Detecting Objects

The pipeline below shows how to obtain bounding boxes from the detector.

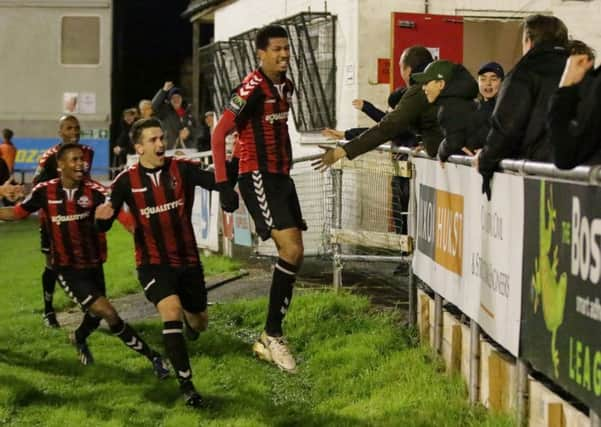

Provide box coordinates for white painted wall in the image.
[0,0,111,136]
[425,0,601,66]
[213,0,360,157]
[214,0,601,154]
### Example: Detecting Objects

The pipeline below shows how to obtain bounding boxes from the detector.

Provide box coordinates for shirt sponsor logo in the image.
[264,112,288,124]
[139,199,183,219]
[417,184,464,275]
[51,211,90,225]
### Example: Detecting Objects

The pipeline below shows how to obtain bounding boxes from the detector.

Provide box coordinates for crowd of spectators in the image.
[315,14,600,201]
[111,82,215,173]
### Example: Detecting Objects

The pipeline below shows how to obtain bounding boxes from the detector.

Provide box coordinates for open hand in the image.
[311,145,346,172]
[351,99,364,110]
[560,54,594,87]
[321,128,344,140]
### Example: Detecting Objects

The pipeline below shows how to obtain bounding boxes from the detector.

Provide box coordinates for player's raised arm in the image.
[212,110,239,212]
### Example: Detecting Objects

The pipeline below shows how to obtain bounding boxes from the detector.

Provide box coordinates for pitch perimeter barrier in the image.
[402,148,601,426]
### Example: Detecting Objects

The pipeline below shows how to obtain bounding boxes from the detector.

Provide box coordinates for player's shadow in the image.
[0,345,159,385]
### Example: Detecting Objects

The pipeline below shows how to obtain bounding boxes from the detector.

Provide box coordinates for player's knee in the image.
[157,296,183,322]
[90,297,118,322]
[280,243,304,266]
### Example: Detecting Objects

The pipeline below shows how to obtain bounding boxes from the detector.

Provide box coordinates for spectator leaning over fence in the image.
[211,24,306,373]
[33,115,95,328]
[312,45,440,170]
[475,14,569,199]
[139,99,154,119]
[549,40,601,168]
[152,82,197,150]
[0,128,17,174]
[411,60,479,163]
[0,143,170,378]
[95,118,215,408]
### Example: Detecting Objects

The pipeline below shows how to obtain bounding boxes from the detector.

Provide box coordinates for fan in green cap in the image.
[412,60,455,103]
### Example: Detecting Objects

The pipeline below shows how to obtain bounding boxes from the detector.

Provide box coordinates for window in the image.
[61,16,100,65]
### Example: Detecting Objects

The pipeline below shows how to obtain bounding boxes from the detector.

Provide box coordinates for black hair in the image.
[401,46,434,72]
[2,128,13,140]
[255,25,288,50]
[57,143,83,161]
[129,117,162,145]
[523,14,568,48]
[567,39,596,61]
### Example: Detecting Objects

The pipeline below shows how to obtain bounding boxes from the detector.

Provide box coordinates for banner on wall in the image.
[233,187,253,247]
[191,188,219,251]
[412,158,524,355]
[13,137,109,172]
[521,178,601,415]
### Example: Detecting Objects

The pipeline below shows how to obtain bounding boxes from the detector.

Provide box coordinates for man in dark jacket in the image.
[411,60,479,162]
[549,41,600,169]
[151,81,197,150]
[313,45,440,170]
[475,14,568,198]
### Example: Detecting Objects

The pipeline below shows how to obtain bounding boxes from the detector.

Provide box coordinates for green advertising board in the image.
[521,178,601,413]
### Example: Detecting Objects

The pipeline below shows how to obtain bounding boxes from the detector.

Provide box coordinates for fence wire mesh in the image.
[198,41,239,114]
[229,29,259,80]
[277,12,336,131]
[255,150,409,259]
[255,159,332,257]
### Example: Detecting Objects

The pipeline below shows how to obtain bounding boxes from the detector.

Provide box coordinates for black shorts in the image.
[137,264,207,313]
[56,266,106,311]
[40,225,50,254]
[238,171,307,241]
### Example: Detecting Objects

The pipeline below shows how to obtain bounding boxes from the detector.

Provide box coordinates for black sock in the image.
[74,312,101,342]
[42,267,57,313]
[265,258,298,337]
[162,321,192,383]
[110,318,155,360]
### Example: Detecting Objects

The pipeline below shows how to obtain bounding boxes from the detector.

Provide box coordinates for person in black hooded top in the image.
[549,40,601,169]
[475,14,568,199]
[412,60,479,163]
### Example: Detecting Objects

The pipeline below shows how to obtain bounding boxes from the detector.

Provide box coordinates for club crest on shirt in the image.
[77,195,90,208]
[170,176,178,190]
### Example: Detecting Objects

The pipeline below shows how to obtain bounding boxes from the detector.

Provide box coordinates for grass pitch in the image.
[0,218,513,426]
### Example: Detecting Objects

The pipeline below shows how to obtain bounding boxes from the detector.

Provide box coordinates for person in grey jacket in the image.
[151,81,198,149]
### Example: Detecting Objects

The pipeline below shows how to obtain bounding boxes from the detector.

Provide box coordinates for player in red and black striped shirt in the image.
[0,144,169,378]
[96,118,215,408]
[33,115,95,328]
[212,25,306,373]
